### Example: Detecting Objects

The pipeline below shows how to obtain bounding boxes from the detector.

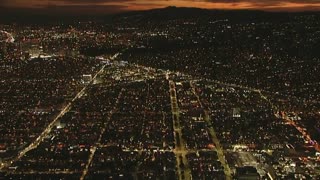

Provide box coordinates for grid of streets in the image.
[1,56,320,179]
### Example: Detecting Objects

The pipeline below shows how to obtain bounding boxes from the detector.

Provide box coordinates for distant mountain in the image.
[1,6,320,24]
[112,6,320,24]
[114,6,212,20]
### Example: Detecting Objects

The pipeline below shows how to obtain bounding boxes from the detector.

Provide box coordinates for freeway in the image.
[0,63,108,171]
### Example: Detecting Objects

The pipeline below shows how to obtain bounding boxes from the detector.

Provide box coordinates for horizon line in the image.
[0,6,320,17]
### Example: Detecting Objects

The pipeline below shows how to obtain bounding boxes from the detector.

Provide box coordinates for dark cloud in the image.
[194,0,320,5]
[53,0,135,3]
[44,4,128,14]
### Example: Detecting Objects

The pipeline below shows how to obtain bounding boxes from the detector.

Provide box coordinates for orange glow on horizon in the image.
[2,0,320,12]
[124,1,320,11]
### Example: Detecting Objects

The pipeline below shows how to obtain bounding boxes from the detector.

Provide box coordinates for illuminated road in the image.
[206,78,320,154]
[256,89,320,153]
[0,63,107,171]
[167,73,191,180]
[190,81,232,180]
[4,171,80,175]
[2,57,316,179]
[80,89,124,180]
[280,112,320,152]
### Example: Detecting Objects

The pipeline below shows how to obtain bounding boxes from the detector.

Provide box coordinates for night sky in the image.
[1,0,320,14]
